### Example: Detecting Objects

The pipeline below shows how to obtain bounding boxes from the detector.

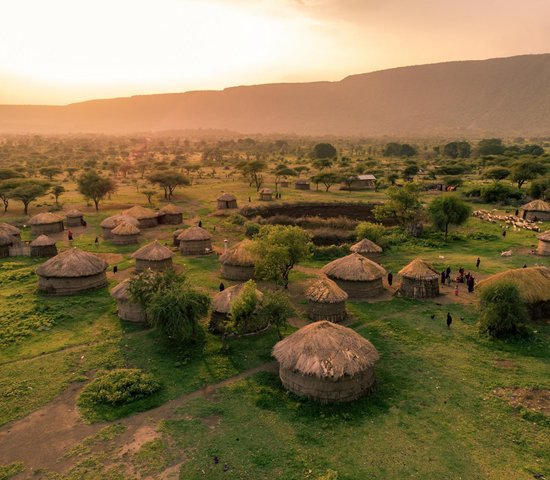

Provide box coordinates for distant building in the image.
[342,174,376,191]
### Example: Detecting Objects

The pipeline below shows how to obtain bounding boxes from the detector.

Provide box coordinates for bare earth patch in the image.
[118,425,160,457]
[493,387,550,415]
[494,359,517,369]
[201,414,222,429]
[95,252,124,265]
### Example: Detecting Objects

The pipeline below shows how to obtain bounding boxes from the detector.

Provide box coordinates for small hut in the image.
[272,320,379,403]
[30,235,57,257]
[29,213,64,236]
[219,240,256,281]
[280,181,289,188]
[172,228,185,247]
[398,258,440,298]
[210,283,264,334]
[322,253,386,299]
[111,222,140,245]
[123,205,159,228]
[131,241,173,271]
[295,179,310,190]
[100,214,139,239]
[537,231,550,256]
[111,279,147,323]
[65,209,84,227]
[520,199,550,221]
[0,222,21,239]
[158,204,183,225]
[0,233,13,258]
[305,276,348,323]
[217,193,238,210]
[178,226,212,255]
[477,266,550,320]
[36,248,108,295]
[259,188,273,201]
[350,238,383,257]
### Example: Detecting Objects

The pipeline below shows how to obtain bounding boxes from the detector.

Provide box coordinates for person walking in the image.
[387,271,393,287]
[446,266,451,278]
[454,283,459,296]
[447,274,452,286]
[446,312,453,328]
[502,229,507,238]
[441,270,446,285]
[198,220,202,228]
[67,230,73,241]
[476,257,480,269]
[219,282,225,291]
[94,236,99,247]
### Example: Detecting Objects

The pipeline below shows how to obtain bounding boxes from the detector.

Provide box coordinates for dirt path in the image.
[0,361,278,478]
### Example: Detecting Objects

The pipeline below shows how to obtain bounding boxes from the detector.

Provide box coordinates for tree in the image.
[77,170,116,211]
[51,185,65,205]
[147,171,190,200]
[402,164,419,180]
[529,176,550,200]
[312,158,333,171]
[478,138,505,156]
[65,167,79,179]
[237,160,266,191]
[252,225,313,288]
[443,141,471,158]
[383,143,416,157]
[3,179,50,215]
[293,166,310,177]
[257,290,294,339]
[273,166,296,191]
[478,283,528,338]
[311,172,341,191]
[428,194,471,240]
[510,158,546,189]
[225,280,266,336]
[0,169,24,181]
[312,143,337,159]
[483,167,511,182]
[39,167,62,181]
[374,183,423,231]
[142,189,156,204]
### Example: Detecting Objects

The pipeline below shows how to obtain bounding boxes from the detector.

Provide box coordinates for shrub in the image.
[244,221,260,238]
[312,244,350,261]
[481,183,523,204]
[227,280,268,334]
[355,221,386,244]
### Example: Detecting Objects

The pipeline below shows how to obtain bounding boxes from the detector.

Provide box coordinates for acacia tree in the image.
[51,185,65,205]
[3,179,50,215]
[147,171,189,200]
[77,170,116,211]
[142,189,156,204]
[478,283,528,338]
[39,167,62,181]
[237,160,266,191]
[510,158,546,189]
[257,290,294,339]
[482,167,511,182]
[374,183,423,232]
[428,194,471,241]
[272,165,296,191]
[312,143,337,160]
[311,172,341,192]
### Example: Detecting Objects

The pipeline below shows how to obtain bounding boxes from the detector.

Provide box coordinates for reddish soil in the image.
[493,387,550,415]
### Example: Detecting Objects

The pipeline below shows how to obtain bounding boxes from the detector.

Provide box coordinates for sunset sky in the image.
[1,0,549,105]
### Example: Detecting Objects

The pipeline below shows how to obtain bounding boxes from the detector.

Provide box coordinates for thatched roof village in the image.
[537,230,550,256]
[100,214,140,238]
[305,276,348,323]
[219,239,256,281]
[178,225,213,255]
[0,222,22,238]
[398,258,440,299]
[210,283,264,333]
[350,238,383,255]
[521,199,550,221]
[111,221,141,245]
[217,193,238,209]
[131,241,173,271]
[123,205,159,228]
[0,232,13,258]
[158,203,183,225]
[111,279,147,323]
[29,212,64,235]
[30,234,57,257]
[65,209,84,227]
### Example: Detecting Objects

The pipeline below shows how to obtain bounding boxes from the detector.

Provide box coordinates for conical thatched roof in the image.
[65,209,83,218]
[158,203,183,214]
[100,214,139,229]
[0,222,21,236]
[30,234,56,247]
[29,212,64,225]
[537,230,550,242]
[398,258,439,280]
[0,233,13,246]
[521,199,550,212]
[219,240,256,266]
[218,193,236,201]
[350,238,383,254]
[306,276,348,303]
[212,283,263,314]
[177,225,212,241]
[111,278,131,301]
[111,222,140,236]
[131,241,173,261]
[477,266,550,303]
[322,253,386,281]
[123,205,158,219]
[272,321,379,380]
[36,248,108,277]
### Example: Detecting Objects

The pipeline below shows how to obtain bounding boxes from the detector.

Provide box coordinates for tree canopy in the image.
[312,143,337,159]
[510,158,546,189]
[77,170,116,211]
[443,141,471,158]
[428,194,471,240]
[374,183,423,231]
[0,178,50,215]
[147,171,190,200]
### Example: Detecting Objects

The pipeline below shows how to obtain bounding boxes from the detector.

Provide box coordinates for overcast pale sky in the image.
[1,0,549,104]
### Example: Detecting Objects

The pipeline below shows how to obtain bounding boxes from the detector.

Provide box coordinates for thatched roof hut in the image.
[322,253,386,299]
[219,240,256,281]
[537,231,550,256]
[521,199,550,221]
[398,258,440,298]
[210,283,264,334]
[122,205,159,228]
[158,203,183,225]
[259,188,273,201]
[0,222,21,239]
[478,266,550,320]
[36,248,108,295]
[272,320,379,403]
[111,279,147,323]
[217,193,238,210]
[350,238,383,256]
[100,214,140,239]
[29,212,64,235]
[172,228,185,246]
[131,240,173,271]
[65,209,84,227]
[0,233,13,258]
[305,276,348,323]
[30,234,57,257]
[111,222,141,245]
[178,226,212,255]
[295,179,310,190]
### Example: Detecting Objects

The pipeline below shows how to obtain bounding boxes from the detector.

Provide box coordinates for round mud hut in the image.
[158,204,183,225]
[111,278,147,323]
[537,231,550,256]
[219,240,256,281]
[350,238,383,257]
[322,253,386,300]
[30,235,57,257]
[172,228,185,246]
[305,276,348,323]
[29,213,64,236]
[520,199,550,221]
[295,179,310,190]
[123,205,159,228]
[131,241,173,271]
[65,209,84,227]
[478,266,550,321]
[217,193,238,210]
[0,222,21,239]
[100,214,139,239]
[178,226,212,255]
[272,320,379,403]
[111,222,140,245]
[36,248,108,295]
[259,188,273,201]
[0,233,13,258]
[398,258,440,299]
[210,283,264,334]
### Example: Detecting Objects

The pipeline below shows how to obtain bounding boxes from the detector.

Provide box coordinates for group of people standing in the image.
[441,262,477,294]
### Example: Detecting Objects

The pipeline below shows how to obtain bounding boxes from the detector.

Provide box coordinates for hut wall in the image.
[66,217,83,227]
[136,218,158,229]
[329,278,384,300]
[523,210,550,221]
[31,222,64,236]
[180,239,212,255]
[537,240,550,256]
[158,213,182,225]
[260,194,272,201]
[102,227,114,239]
[528,301,550,321]
[279,366,375,403]
[116,300,147,323]
[399,277,439,299]
[220,263,255,281]
[295,182,310,190]
[217,200,238,209]
[0,245,9,258]
[112,234,139,245]
[38,272,107,295]
[307,300,347,323]
[30,245,58,257]
[209,312,227,334]
[135,258,173,272]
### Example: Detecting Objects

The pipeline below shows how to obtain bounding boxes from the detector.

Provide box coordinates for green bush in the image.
[355,221,386,244]
[78,369,161,407]
[481,183,523,204]
[312,244,351,260]
[244,221,260,238]
[227,280,268,334]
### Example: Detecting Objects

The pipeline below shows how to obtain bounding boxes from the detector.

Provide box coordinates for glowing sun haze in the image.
[1,0,550,105]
